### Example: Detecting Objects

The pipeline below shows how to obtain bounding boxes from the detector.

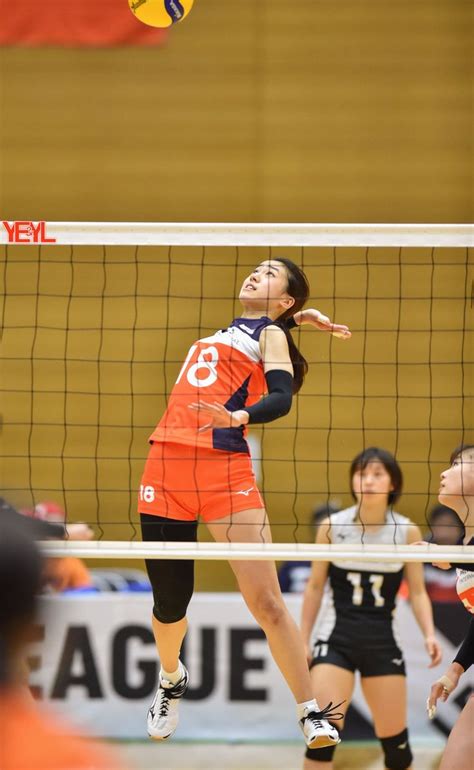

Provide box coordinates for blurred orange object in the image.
[0,0,168,47]
[42,556,93,592]
[0,688,123,770]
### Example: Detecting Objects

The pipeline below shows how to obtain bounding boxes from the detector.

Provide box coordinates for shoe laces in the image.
[158,688,172,718]
[305,700,345,729]
[157,675,188,717]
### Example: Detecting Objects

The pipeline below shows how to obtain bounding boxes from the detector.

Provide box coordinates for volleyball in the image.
[456,570,474,613]
[128,0,194,28]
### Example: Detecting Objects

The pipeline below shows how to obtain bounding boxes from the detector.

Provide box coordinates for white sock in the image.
[160,661,185,685]
[296,698,319,720]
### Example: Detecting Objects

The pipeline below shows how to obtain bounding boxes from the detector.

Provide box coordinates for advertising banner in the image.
[31,593,473,741]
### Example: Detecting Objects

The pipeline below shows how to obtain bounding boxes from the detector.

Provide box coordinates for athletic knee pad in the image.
[152,595,190,624]
[305,723,339,762]
[142,516,197,624]
[380,728,413,770]
[150,564,195,623]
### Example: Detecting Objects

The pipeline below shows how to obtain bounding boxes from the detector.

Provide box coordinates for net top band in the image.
[39,540,474,563]
[1,221,472,247]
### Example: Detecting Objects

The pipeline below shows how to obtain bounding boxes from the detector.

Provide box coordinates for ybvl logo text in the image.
[2,221,56,244]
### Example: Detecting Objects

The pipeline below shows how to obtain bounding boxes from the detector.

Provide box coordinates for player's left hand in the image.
[298,308,351,339]
[188,401,248,432]
[424,635,443,668]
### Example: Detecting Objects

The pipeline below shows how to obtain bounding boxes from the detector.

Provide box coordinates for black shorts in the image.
[310,639,406,678]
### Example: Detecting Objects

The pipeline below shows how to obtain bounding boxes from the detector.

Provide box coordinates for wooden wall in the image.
[0,0,471,223]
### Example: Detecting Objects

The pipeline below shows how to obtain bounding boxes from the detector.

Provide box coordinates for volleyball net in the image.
[1,222,472,563]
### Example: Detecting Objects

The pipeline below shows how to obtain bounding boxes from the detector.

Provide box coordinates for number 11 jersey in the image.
[316,505,411,648]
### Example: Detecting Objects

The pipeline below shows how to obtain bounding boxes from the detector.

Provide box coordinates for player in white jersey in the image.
[427,443,474,770]
[300,447,443,770]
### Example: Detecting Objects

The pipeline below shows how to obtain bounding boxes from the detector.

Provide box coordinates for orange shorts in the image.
[138,442,265,522]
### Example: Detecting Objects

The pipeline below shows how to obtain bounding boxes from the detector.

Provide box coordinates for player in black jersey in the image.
[427,444,473,770]
[300,447,443,770]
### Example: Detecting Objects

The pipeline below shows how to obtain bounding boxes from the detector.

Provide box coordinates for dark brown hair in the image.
[273,257,310,394]
[449,443,474,465]
[349,447,403,506]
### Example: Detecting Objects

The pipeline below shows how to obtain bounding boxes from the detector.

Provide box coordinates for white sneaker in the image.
[300,703,342,750]
[147,666,189,740]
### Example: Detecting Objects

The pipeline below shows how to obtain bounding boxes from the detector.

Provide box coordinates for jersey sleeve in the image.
[453,617,474,671]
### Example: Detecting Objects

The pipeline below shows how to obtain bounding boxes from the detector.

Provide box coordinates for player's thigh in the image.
[439,695,474,770]
[310,664,355,729]
[206,507,272,543]
[207,508,282,601]
[361,675,407,736]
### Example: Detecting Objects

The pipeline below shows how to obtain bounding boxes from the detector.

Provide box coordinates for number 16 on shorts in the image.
[139,485,156,503]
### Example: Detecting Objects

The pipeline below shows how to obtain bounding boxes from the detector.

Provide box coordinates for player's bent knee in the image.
[249,592,285,626]
[152,584,193,624]
[305,725,339,762]
[151,580,194,623]
[380,728,413,770]
[146,558,195,624]
[152,602,187,624]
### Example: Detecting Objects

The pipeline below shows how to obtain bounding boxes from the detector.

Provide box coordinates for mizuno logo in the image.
[239,323,255,335]
[234,487,254,496]
[392,658,403,666]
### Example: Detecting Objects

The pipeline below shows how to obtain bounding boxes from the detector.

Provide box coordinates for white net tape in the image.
[39,540,474,563]
[1,220,472,246]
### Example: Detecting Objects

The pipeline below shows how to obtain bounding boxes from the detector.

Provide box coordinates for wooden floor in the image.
[114,741,445,770]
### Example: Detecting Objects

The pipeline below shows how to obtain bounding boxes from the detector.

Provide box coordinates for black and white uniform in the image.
[311,505,410,678]
[452,536,474,674]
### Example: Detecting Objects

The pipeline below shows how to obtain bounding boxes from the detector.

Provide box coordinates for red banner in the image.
[0,0,168,47]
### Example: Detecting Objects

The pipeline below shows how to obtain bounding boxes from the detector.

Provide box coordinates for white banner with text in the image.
[31,593,473,741]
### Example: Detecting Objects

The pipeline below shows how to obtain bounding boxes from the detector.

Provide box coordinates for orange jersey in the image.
[0,688,124,770]
[149,317,273,453]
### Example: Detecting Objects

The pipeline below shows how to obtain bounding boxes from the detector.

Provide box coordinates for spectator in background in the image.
[18,499,150,594]
[1,496,67,541]
[0,513,124,770]
[426,503,465,545]
[278,502,341,593]
[423,504,465,603]
[28,501,94,593]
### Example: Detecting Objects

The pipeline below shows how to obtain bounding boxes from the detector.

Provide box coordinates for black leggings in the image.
[141,513,198,624]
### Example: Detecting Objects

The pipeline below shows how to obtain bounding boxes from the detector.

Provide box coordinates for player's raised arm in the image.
[289,308,352,339]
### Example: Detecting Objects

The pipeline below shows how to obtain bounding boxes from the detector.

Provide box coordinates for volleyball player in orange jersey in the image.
[138,257,351,749]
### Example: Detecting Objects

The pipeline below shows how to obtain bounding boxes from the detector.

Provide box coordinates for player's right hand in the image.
[410,541,452,570]
[427,665,462,718]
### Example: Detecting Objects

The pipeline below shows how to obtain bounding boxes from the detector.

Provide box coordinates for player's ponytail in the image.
[273,257,309,394]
